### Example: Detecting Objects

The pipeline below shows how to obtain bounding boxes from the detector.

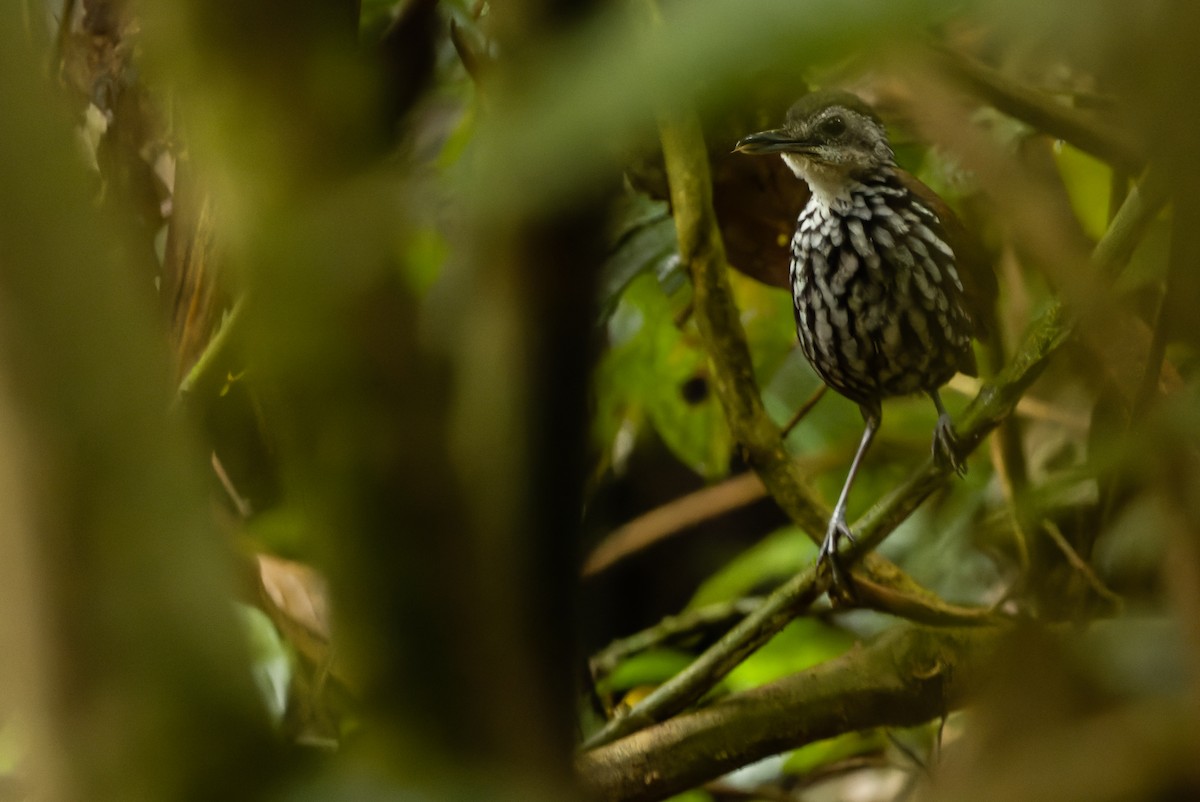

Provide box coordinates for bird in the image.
[734,89,995,591]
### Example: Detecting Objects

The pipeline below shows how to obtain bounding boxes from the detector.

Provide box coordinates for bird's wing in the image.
[896,170,998,341]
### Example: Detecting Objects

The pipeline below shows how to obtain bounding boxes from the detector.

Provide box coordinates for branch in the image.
[578,625,1001,802]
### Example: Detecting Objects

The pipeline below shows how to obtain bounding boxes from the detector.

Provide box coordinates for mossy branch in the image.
[578,624,1001,802]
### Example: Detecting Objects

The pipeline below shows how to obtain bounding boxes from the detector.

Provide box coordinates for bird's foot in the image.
[818,514,857,602]
[932,413,967,476]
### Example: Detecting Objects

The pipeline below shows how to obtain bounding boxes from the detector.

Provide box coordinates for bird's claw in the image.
[932,413,967,476]
[818,515,857,602]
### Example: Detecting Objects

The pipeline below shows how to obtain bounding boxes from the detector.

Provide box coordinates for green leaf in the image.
[663,791,713,802]
[761,347,825,426]
[594,273,731,479]
[724,618,855,692]
[729,270,798,385]
[243,505,312,559]
[599,192,679,318]
[782,730,886,775]
[601,648,696,695]
[600,216,679,317]
[1055,142,1112,240]
[689,526,817,608]
[236,603,293,726]
[605,191,672,243]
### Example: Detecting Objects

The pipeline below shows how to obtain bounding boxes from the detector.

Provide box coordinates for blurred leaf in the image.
[244,505,312,559]
[237,603,293,726]
[724,619,855,692]
[1068,616,1187,698]
[1055,142,1111,241]
[1094,495,1169,590]
[913,132,989,204]
[606,191,673,243]
[257,554,332,648]
[475,0,966,220]
[601,648,696,695]
[689,526,817,608]
[1115,214,1170,295]
[878,479,1003,606]
[436,100,476,170]
[0,714,22,774]
[401,225,449,295]
[768,348,867,460]
[728,270,796,383]
[719,753,790,792]
[782,730,886,775]
[663,791,713,802]
[360,0,399,33]
[761,347,825,426]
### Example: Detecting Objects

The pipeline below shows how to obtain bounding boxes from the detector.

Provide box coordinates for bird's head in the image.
[735,90,896,191]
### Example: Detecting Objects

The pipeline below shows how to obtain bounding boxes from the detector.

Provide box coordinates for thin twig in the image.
[583,452,840,577]
[449,19,486,82]
[989,428,1031,571]
[1041,520,1123,609]
[885,730,928,773]
[850,575,1007,627]
[178,296,246,398]
[583,472,766,576]
[589,597,764,679]
[781,384,828,438]
[211,451,252,518]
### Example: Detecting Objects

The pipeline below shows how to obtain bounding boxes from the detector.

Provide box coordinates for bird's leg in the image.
[818,405,880,595]
[929,389,966,476]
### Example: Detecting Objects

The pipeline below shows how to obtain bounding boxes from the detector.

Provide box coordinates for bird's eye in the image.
[820,115,846,138]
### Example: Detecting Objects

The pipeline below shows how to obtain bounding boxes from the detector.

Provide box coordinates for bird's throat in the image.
[781,153,858,211]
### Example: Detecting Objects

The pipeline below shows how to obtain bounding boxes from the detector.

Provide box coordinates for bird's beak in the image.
[734,128,809,155]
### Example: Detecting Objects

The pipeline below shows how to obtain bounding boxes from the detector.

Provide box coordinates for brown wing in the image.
[897,170,998,340]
